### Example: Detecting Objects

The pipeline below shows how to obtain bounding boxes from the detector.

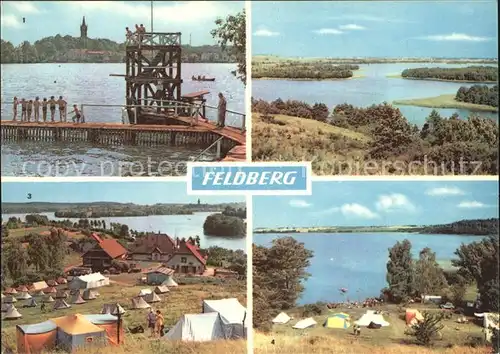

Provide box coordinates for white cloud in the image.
[289,199,312,208]
[376,194,416,213]
[339,24,366,31]
[457,201,487,208]
[9,2,41,14]
[66,1,230,24]
[341,203,378,219]
[417,33,491,42]
[314,28,343,35]
[0,14,22,29]
[426,187,465,196]
[253,28,280,37]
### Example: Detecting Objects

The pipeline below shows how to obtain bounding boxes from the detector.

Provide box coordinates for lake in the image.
[3,211,246,251]
[254,232,483,305]
[0,63,244,176]
[253,63,498,127]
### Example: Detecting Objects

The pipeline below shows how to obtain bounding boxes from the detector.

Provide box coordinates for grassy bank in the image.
[251,113,372,174]
[1,281,246,353]
[393,94,498,112]
[255,301,487,354]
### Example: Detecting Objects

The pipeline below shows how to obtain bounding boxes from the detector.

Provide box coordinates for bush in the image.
[407,311,444,346]
[203,213,246,237]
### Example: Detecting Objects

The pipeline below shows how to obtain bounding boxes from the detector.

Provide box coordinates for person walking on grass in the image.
[216,92,226,128]
[155,310,164,338]
[146,309,156,337]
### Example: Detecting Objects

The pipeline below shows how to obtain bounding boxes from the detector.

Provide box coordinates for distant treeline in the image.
[1,202,245,215]
[252,62,359,79]
[401,66,498,82]
[222,206,247,219]
[252,98,330,122]
[456,85,498,107]
[420,218,498,236]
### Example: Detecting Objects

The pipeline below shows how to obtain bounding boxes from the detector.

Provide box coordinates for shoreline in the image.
[386,74,498,84]
[393,94,498,112]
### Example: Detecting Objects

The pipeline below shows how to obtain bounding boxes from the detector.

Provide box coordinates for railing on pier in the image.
[125,32,181,47]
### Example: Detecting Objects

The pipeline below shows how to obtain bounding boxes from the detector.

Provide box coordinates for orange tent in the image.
[16,320,58,354]
[405,309,424,326]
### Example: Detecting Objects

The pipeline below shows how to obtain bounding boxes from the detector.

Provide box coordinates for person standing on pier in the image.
[33,97,40,122]
[12,97,18,121]
[69,104,82,123]
[58,96,67,122]
[42,98,48,122]
[27,100,33,122]
[49,96,57,122]
[20,98,27,122]
[217,92,227,128]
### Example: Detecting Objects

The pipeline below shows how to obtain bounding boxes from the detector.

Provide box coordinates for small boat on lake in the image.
[192,75,215,82]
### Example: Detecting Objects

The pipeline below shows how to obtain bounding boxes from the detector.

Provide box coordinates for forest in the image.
[252,62,359,79]
[0,37,233,64]
[203,213,246,237]
[455,85,498,107]
[252,98,499,174]
[419,218,499,236]
[401,66,498,82]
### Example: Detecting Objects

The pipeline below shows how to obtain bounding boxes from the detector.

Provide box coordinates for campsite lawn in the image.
[266,303,485,351]
[1,281,247,353]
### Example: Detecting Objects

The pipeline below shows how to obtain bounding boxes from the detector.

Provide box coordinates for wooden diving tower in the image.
[1,32,246,161]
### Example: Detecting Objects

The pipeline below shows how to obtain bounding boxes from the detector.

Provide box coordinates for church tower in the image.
[80,16,88,38]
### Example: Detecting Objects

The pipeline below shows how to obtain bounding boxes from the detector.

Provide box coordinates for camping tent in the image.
[355,310,390,327]
[17,285,29,292]
[138,289,152,297]
[405,309,424,326]
[82,289,97,300]
[68,273,110,290]
[324,313,351,329]
[101,303,126,316]
[51,314,107,352]
[476,313,500,342]
[130,297,151,309]
[154,286,169,294]
[293,318,317,329]
[17,292,32,300]
[57,277,68,284]
[32,290,45,297]
[144,292,161,303]
[202,298,248,339]
[44,296,55,303]
[2,303,13,312]
[5,288,17,294]
[56,290,68,299]
[164,313,228,342]
[272,312,291,324]
[1,293,5,300]
[162,276,178,287]
[4,295,18,303]
[53,299,71,310]
[44,287,57,294]
[69,273,109,290]
[83,314,124,345]
[25,298,38,308]
[70,294,86,305]
[31,281,48,292]
[16,320,58,354]
[3,305,22,320]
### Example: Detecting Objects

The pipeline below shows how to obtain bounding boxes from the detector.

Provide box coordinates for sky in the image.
[0,1,243,46]
[252,1,498,58]
[254,181,499,228]
[1,181,244,205]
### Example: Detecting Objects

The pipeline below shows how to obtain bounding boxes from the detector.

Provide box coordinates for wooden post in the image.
[216,139,221,159]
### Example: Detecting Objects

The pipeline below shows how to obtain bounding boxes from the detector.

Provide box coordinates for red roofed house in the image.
[165,239,207,275]
[82,238,128,271]
[129,233,176,262]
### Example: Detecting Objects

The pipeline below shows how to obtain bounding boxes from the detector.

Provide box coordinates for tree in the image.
[407,311,444,346]
[3,241,29,280]
[414,248,448,302]
[252,237,314,329]
[211,9,246,84]
[119,224,129,238]
[386,239,415,303]
[452,235,499,311]
[45,228,68,271]
[27,234,51,272]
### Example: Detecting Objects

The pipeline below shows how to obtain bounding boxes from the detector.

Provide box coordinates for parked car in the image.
[440,302,455,310]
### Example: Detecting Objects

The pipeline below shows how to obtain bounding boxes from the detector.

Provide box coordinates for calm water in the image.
[254,232,483,305]
[253,63,498,126]
[1,63,244,176]
[3,212,246,251]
